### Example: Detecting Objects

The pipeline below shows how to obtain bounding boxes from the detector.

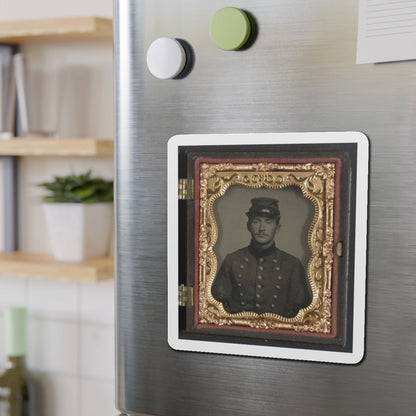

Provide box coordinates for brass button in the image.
[238,274,242,278]
[256,294,261,299]
[277,275,282,280]
[271,304,275,308]
[273,295,278,299]
[237,283,242,287]
[257,284,262,289]
[256,303,261,308]
[257,275,263,280]
[273,259,277,263]
[275,267,280,271]
[259,258,264,262]
[275,285,280,290]
[258,266,264,271]
[240,265,245,269]
[241,301,246,306]
[240,292,244,296]
[244,257,249,262]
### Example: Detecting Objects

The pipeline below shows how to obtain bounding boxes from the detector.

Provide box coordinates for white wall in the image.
[0,1,116,416]
[0,0,112,21]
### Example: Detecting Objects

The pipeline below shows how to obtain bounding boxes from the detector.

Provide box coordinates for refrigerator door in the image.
[114,0,416,415]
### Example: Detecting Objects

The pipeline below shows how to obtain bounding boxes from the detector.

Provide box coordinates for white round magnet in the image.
[146,37,187,80]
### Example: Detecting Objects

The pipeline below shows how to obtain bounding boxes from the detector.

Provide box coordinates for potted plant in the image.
[39,171,113,262]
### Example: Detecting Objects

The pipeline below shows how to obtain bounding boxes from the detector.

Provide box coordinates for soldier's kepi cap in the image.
[246,197,280,220]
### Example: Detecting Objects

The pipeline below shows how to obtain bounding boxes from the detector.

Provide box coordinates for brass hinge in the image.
[178,178,194,200]
[178,284,193,307]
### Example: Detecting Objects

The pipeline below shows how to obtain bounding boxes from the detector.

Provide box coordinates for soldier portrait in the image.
[211,196,312,317]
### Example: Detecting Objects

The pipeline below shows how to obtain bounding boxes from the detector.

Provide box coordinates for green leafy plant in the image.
[39,171,113,204]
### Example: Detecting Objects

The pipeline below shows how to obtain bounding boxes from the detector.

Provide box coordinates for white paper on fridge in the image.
[357,0,416,64]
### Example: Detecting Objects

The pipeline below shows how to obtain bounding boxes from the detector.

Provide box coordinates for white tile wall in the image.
[0,276,27,308]
[28,279,78,320]
[27,318,79,375]
[0,277,116,416]
[80,279,115,325]
[80,379,115,416]
[80,324,115,381]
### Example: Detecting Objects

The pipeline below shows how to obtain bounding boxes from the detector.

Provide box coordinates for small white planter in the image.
[43,202,113,262]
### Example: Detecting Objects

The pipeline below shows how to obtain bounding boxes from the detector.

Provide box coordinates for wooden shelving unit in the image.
[0,17,114,282]
[0,17,113,44]
[0,137,113,156]
[0,252,113,282]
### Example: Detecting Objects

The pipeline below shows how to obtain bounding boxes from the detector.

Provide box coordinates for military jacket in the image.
[211,243,311,317]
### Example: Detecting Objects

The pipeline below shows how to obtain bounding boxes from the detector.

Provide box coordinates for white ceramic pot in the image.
[43,202,113,262]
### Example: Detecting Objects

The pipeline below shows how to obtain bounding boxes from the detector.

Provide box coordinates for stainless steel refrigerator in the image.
[114,1,415,415]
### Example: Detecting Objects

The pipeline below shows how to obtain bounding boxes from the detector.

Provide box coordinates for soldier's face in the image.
[247,216,279,246]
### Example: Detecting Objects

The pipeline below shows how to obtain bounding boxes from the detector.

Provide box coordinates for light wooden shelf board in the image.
[0,252,114,282]
[0,137,113,156]
[0,17,113,44]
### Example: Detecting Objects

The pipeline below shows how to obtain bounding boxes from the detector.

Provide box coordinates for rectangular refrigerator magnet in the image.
[167,132,369,364]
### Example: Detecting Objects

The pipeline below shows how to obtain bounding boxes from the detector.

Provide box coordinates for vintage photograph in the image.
[212,190,313,317]
[195,159,339,336]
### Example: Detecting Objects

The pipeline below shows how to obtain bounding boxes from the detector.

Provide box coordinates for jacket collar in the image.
[248,240,277,258]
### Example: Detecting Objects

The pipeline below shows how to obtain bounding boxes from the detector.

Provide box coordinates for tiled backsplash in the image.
[0,276,116,416]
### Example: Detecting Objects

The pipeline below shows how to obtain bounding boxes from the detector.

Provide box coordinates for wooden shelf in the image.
[0,17,112,44]
[0,17,114,284]
[0,252,113,282]
[0,137,113,156]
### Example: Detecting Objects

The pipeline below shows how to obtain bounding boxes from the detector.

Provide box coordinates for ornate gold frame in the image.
[197,161,336,334]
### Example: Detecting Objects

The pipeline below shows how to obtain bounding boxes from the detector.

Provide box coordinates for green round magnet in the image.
[210,7,251,51]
